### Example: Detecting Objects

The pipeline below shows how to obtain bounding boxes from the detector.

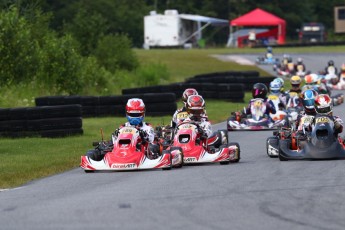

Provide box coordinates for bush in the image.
[93,34,139,73]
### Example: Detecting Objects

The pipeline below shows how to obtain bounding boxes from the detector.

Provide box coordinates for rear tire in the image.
[278,140,289,161]
[84,170,94,173]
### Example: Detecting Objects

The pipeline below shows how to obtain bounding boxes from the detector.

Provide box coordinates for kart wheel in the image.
[84,170,94,173]
[266,137,278,158]
[219,144,230,165]
[278,140,289,161]
[218,129,229,145]
[170,147,184,168]
[228,142,240,163]
[162,150,172,170]
[86,149,103,161]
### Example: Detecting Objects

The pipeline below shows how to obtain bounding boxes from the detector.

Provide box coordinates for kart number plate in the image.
[268,95,278,100]
[176,112,188,119]
[315,117,330,123]
[121,128,137,134]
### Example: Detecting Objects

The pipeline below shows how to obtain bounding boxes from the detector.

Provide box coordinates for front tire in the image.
[170,146,184,168]
[228,142,241,163]
[162,150,172,170]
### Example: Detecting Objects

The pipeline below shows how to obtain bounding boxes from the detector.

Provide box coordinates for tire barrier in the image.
[0,105,83,138]
[122,71,275,101]
[35,93,177,117]
[186,74,275,91]
[122,82,247,102]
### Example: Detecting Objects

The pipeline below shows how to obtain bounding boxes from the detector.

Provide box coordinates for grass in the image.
[2,45,344,188]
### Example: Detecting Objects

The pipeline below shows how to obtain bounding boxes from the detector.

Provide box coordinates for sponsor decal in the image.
[111,163,136,169]
[184,157,197,162]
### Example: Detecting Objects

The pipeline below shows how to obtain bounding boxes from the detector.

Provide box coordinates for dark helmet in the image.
[328,60,334,66]
[252,83,268,99]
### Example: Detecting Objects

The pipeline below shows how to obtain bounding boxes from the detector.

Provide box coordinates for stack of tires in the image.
[0,105,83,138]
[186,71,275,91]
[35,93,177,117]
[122,71,275,101]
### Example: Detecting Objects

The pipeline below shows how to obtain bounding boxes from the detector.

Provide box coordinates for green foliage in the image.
[135,62,170,86]
[93,34,139,73]
[63,8,108,56]
[0,6,40,85]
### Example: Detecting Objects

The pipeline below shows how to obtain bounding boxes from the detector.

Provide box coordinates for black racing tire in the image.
[278,140,289,161]
[84,170,95,173]
[170,146,184,168]
[162,150,172,170]
[86,149,104,161]
[218,129,229,146]
[266,136,278,158]
[228,142,240,163]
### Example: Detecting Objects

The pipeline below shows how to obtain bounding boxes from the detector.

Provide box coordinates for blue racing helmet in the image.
[269,81,281,95]
[300,89,318,114]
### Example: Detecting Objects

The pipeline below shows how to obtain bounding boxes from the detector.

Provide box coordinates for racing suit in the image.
[112,122,155,144]
[171,107,188,129]
[181,115,225,151]
[332,72,345,90]
[295,110,316,132]
[295,63,306,74]
[171,107,208,128]
[244,98,276,119]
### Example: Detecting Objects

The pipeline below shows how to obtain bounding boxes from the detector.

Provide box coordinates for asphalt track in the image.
[1,53,345,230]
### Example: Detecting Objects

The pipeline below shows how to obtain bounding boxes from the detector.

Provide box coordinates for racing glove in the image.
[139,130,149,143]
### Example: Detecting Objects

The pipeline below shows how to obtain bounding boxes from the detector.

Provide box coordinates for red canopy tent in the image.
[230,8,286,46]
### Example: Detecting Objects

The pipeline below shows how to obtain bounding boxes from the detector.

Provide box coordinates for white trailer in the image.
[144,10,228,49]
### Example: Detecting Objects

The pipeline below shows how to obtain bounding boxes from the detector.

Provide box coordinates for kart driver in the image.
[97,98,160,159]
[181,95,223,150]
[295,89,318,132]
[243,83,276,120]
[294,57,306,74]
[313,94,343,136]
[325,60,338,76]
[183,94,212,138]
[171,88,199,128]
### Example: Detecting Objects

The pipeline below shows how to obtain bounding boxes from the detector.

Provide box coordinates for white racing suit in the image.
[112,122,155,144]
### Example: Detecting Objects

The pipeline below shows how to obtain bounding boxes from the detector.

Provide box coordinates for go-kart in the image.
[227,98,286,131]
[274,62,295,78]
[80,126,183,172]
[255,54,280,65]
[267,115,345,160]
[168,121,240,164]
